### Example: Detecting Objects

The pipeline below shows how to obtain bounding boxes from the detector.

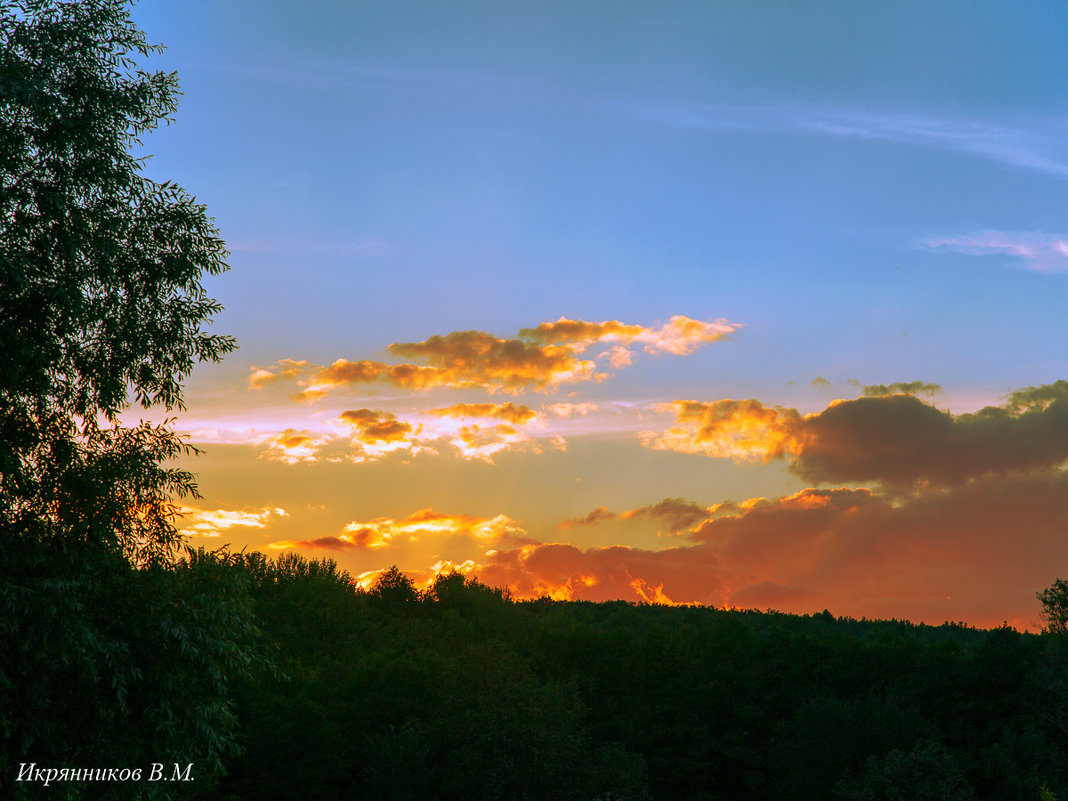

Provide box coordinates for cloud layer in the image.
[250,315,738,399]
[269,508,526,551]
[646,381,1068,488]
[470,470,1068,627]
[921,230,1068,273]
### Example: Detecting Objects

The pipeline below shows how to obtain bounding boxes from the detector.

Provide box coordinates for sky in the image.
[130,0,1068,629]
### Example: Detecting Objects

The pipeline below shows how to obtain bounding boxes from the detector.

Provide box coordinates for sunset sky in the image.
[131,1,1068,629]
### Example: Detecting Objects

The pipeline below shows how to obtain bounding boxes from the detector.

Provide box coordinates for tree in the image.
[0,0,233,559]
[1038,578,1068,634]
[370,565,420,607]
[0,1,254,794]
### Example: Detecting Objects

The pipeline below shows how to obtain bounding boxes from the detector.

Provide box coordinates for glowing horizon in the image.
[132,0,1068,631]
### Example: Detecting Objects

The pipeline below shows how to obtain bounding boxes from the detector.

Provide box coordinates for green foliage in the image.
[217,557,1068,801]
[1,0,233,560]
[0,1,254,795]
[369,565,419,607]
[834,741,975,801]
[1038,578,1068,634]
[1,544,264,799]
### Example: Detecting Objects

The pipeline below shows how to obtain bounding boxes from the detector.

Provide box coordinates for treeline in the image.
[212,551,1068,801]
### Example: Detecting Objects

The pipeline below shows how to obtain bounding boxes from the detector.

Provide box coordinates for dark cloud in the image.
[862,380,942,397]
[650,381,1068,488]
[620,497,713,534]
[795,388,1068,486]
[559,506,618,530]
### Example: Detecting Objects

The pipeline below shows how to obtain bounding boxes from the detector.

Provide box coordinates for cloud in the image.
[561,497,716,535]
[862,381,942,397]
[260,429,332,463]
[644,399,802,462]
[559,506,618,530]
[645,381,1068,488]
[430,402,538,425]
[920,231,1068,273]
[613,101,1068,180]
[268,508,527,551]
[180,506,287,537]
[426,402,540,460]
[337,408,427,461]
[793,387,1068,487]
[520,315,737,356]
[249,359,310,390]
[811,376,832,388]
[340,408,416,443]
[619,497,715,534]
[544,402,598,417]
[471,473,1068,627]
[255,315,739,399]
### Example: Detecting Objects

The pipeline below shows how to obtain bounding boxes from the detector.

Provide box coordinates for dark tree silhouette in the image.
[0,1,256,796]
[1038,578,1068,634]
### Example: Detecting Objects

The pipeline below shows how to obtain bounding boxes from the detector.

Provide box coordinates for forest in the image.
[2,2,1067,798]
[213,553,1068,801]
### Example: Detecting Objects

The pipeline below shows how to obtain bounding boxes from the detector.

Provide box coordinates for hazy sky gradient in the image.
[132,0,1068,628]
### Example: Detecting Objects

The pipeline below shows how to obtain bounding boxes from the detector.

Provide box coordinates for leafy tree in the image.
[1038,578,1068,634]
[0,0,233,558]
[0,0,254,794]
[370,565,420,607]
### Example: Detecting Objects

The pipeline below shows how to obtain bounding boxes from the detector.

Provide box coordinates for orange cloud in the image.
[644,399,802,462]
[258,315,738,399]
[385,330,599,391]
[470,473,1068,628]
[450,422,528,461]
[268,508,527,552]
[260,428,331,463]
[339,408,415,443]
[424,402,539,460]
[646,381,1068,488]
[248,359,310,389]
[430,402,537,425]
[520,315,738,355]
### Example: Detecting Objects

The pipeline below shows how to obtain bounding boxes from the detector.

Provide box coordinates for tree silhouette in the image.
[0,1,256,794]
[1038,578,1068,634]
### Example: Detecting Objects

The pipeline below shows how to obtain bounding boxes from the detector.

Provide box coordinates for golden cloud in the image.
[644,399,802,462]
[180,505,287,537]
[253,315,738,399]
[645,381,1068,488]
[260,428,331,464]
[339,409,416,443]
[469,473,1068,628]
[268,508,527,552]
[429,402,538,425]
[248,358,310,390]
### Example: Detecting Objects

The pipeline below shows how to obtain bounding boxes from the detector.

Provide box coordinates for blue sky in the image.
[133,0,1068,626]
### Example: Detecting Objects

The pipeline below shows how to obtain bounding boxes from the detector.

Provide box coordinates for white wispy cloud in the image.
[180,506,288,537]
[919,230,1068,273]
[610,101,1068,180]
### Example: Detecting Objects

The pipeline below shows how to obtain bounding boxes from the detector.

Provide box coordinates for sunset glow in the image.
[135,0,1068,631]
